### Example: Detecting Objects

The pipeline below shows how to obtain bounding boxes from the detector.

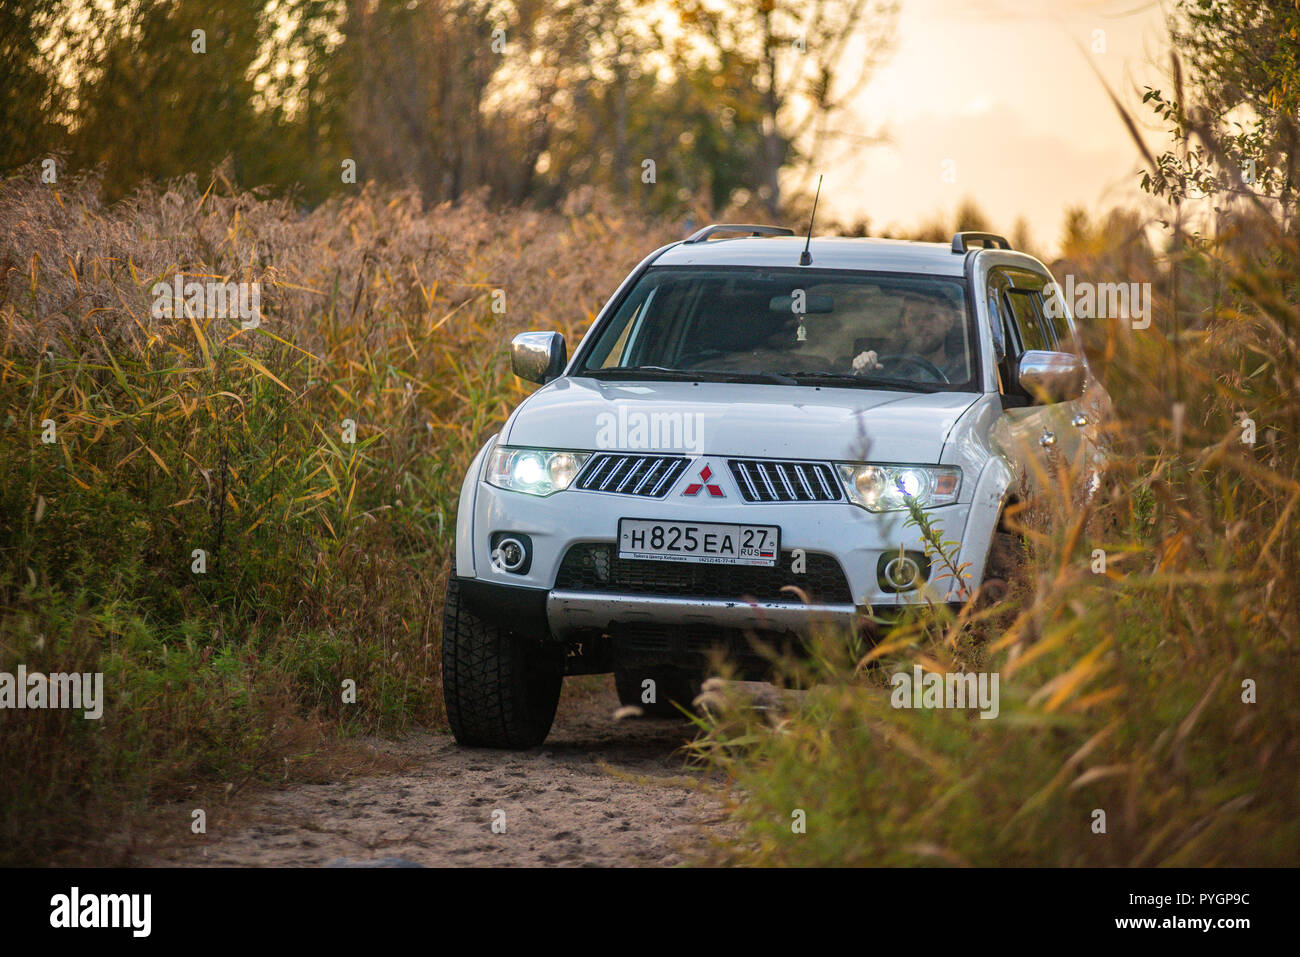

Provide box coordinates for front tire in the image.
[441,577,562,748]
[979,530,1024,604]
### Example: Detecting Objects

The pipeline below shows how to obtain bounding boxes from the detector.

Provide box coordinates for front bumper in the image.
[459,475,979,620]
[546,590,857,639]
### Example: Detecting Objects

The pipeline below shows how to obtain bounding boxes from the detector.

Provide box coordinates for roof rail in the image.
[683,223,795,244]
[952,231,1012,254]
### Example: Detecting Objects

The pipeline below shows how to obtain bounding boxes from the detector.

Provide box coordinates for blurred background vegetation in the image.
[1,0,897,215]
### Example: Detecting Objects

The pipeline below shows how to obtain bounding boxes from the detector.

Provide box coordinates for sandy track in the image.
[146,677,730,867]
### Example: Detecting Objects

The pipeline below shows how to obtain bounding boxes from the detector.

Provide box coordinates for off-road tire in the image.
[979,530,1023,604]
[442,577,562,748]
[614,667,700,718]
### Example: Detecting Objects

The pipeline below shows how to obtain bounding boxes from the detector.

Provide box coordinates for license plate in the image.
[618,519,780,566]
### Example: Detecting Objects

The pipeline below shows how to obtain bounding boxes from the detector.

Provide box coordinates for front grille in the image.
[727,459,842,503]
[554,543,853,603]
[575,454,690,497]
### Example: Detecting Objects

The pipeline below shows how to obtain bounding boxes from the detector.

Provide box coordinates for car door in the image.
[1038,278,1112,500]
[987,267,1082,500]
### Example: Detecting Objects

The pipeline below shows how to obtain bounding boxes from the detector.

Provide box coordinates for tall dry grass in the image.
[687,198,1299,866]
[0,165,680,863]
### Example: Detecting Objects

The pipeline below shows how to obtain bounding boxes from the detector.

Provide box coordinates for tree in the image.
[535,1,773,214]
[63,1,265,201]
[246,0,352,203]
[0,1,70,169]
[3,0,836,215]
[679,0,899,217]
[1142,0,1300,224]
[334,0,499,203]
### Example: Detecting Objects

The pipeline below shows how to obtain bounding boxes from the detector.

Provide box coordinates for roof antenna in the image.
[799,174,823,265]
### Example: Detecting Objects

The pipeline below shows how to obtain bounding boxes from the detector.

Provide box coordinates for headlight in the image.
[486,447,590,496]
[836,464,961,512]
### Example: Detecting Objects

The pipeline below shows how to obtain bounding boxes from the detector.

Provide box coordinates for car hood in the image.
[502,377,979,463]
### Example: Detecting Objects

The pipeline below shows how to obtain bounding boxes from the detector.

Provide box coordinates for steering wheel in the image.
[874,353,950,384]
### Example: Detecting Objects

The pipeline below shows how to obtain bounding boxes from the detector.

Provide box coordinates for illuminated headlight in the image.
[486,447,590,496]
[836,464,961,512]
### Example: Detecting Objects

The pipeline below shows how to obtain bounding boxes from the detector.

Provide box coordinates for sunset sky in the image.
[829,0,1173,252]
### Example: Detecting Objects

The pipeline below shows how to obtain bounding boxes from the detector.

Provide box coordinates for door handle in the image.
[1039,430,1057,448]
[1071,413,1089,428]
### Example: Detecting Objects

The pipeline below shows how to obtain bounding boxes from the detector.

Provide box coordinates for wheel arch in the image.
[956,455,1017,592]
[455,433,498,578]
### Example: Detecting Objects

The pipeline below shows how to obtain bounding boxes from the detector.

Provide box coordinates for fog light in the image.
[490,533,532,574]
[877,550,931,592]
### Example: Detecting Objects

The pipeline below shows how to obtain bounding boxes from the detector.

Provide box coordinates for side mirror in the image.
[1017,350,1085,404]
[511,331,567,384]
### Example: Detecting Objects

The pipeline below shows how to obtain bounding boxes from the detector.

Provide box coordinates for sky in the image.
[825,0,1174,253]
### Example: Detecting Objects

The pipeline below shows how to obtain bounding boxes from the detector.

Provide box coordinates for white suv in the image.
[442,225,1109,748]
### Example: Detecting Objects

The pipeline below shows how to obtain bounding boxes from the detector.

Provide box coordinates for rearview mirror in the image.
[769,294,834,313]
[1017,350,1085,404]
[511,331,567,384]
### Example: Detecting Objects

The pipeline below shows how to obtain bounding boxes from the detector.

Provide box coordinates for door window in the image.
[1005,289,1051,352]
[986,270,1012,361]
[1039,284,1081,355]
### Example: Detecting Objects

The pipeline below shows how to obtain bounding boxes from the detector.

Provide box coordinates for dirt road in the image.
[144,677,732,867]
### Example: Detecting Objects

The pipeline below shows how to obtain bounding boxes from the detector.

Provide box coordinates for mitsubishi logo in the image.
[682,464,724,497]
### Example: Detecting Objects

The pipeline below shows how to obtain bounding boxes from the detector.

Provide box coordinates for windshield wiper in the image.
[706,370,799,385]
[582,366,798,385]
[775,371,944,393]
[582,366,702,381]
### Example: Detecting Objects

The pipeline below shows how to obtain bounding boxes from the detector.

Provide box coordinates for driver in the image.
[894,289,965,381]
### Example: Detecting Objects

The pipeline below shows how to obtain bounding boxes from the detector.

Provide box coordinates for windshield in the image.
[575,267,978,392]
